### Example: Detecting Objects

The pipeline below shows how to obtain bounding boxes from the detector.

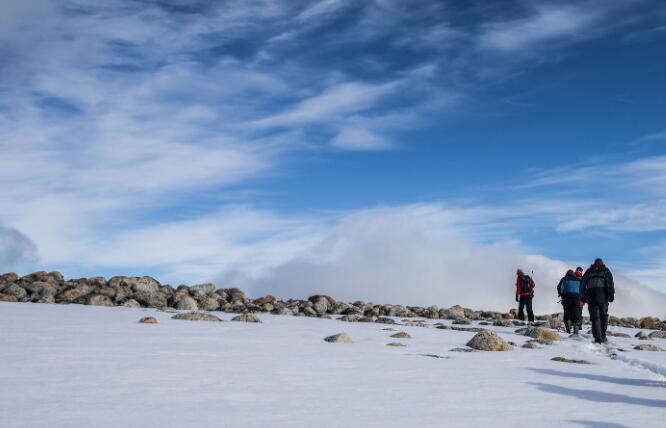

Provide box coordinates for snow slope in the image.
[0,302,665,428]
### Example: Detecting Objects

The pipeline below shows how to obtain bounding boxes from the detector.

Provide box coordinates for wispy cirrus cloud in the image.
[1,0,664,301]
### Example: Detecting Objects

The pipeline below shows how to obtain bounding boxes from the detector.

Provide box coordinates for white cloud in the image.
[478,2,613,53]
[253,81,398,128]
[235,205,666,318]
[330,127,393,151]
[296,0,348,22]
[0,226,38,272]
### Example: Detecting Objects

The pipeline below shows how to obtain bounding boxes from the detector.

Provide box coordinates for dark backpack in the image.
[521,275,533,293]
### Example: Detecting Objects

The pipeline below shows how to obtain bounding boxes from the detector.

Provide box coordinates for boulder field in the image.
[0,271,664,331]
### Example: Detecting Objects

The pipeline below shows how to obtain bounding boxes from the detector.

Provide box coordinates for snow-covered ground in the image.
[0,303,665,427]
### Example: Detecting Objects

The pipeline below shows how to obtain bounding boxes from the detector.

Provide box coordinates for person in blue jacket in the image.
[557,269,583,335]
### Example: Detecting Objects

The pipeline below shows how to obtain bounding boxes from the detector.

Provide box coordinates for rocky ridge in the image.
[1,271,665,331]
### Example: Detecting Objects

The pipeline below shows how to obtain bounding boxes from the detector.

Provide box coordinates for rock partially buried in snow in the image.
[607,331,631,338]
[390,332,411,339]
[493,319,512,327]
[232,313,262,323]
[123,299,141,308]
[649,331,666,339]
[338,314,361,322]
[171,312,222,322]
[324,333,351,343]
[138,316,158,324]
[633,344,663,351]
[522,340,542,349]
[551,357,591,364]
[386,342,406,347]
[466,331,513,351]
[517,326,562,344]
[449,347,476,352]
[634,331,650,340]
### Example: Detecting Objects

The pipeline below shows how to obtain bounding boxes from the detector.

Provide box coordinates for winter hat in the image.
[566,269,574,276]
[575,267,583,272]
[594,258,604,265]
[516,269,524,276]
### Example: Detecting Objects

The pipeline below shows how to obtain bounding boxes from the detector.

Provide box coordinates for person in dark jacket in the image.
[515,269,536,322]
[581,258,615,344]
[557,269,583,335]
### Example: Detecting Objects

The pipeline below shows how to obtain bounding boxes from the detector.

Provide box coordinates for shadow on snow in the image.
[528,368,666,388]
[568,420,631,428]
[528,382,666,408]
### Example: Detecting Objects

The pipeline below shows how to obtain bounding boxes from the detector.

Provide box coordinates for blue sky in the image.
[1,0,666,308]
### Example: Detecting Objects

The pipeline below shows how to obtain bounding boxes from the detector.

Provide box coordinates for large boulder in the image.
[253,295,276,306]
[58,285,94,303]
[171,312,222,322]
[445,305,466,320]
[466,331,513,351]
[272,306,295,316]
[224,288,246,303]
[0,272,19,283]
[190,283,216,300]
[309,295,330,315]
[0,294,18,302]
[2,284,27,301]
[640,317,661,330]
[86,294,114,306]
[132,277,166,308]
[201,297,221,311]
[176,296,199,311]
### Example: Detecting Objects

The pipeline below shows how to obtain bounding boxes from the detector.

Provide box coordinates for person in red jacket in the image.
[515,269,536,322]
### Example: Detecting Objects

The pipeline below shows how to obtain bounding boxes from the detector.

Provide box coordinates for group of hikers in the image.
[515,258,615,344]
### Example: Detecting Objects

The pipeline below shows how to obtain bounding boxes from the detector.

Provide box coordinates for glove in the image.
[609,294,614,303]
[515,296,519,302]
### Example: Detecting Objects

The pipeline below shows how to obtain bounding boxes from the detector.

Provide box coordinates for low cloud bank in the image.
[0,225,38,272]
[243,207,666,319]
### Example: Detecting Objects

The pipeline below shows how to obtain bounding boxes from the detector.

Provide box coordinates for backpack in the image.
[521,275,533,293]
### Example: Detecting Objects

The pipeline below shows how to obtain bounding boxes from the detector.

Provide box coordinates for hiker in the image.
[581,258,615,344]
[557,269,582,335]
[515,269,535,322]
[575,266,585,324]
